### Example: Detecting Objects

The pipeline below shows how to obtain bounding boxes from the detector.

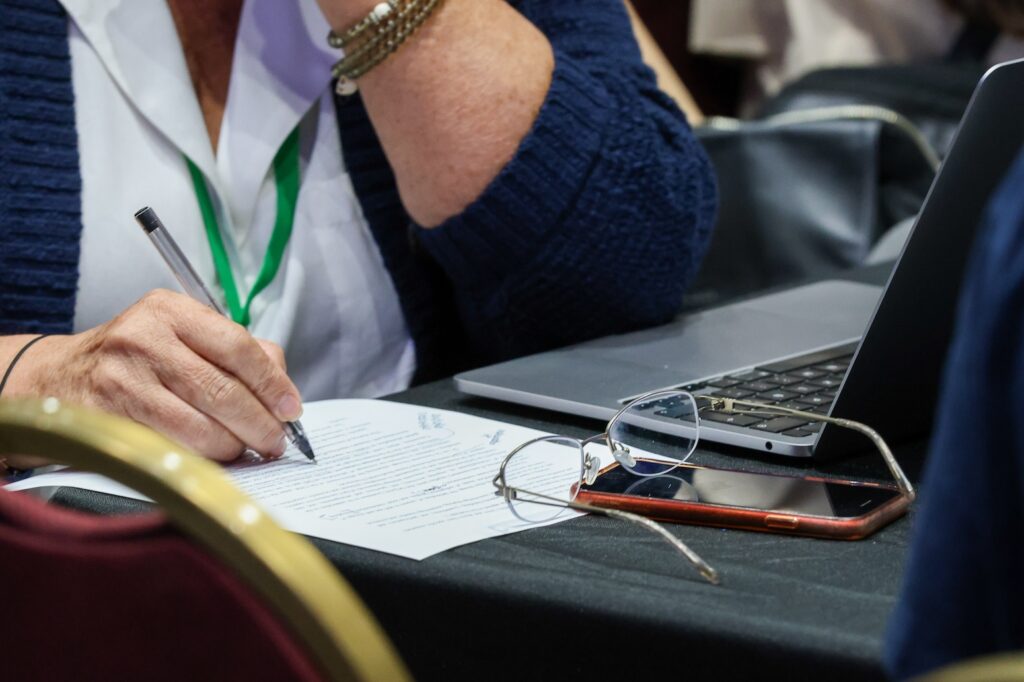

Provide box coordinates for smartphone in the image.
[576,459,909,540]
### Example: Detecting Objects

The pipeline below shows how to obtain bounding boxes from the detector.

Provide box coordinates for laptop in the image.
[455,59,1024,458]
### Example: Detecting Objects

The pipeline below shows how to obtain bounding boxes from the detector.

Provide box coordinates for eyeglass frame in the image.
[491,390,916,588]
[492,389,718,584]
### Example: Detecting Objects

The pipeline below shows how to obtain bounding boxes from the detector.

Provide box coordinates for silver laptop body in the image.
[455,59,1024,458]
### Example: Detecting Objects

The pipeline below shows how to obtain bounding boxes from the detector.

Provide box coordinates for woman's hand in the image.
[2,289,303,463]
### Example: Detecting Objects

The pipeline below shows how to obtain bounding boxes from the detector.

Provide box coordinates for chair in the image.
[0,397,411,682]
[916,653,1024,682]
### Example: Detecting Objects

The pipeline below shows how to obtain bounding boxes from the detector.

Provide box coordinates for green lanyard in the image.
[184,127,301,328]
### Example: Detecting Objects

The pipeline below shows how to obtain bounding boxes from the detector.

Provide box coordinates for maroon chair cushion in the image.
[0,489,324,681]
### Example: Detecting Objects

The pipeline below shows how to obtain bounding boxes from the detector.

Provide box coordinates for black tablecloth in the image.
[50,264,921,681]
[53,379,925,682]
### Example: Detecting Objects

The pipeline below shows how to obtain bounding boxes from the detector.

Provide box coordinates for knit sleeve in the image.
[0,0,83,334]
[413,0,717,360]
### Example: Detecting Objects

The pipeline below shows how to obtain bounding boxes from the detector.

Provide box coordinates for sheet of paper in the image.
[6,400,587,560]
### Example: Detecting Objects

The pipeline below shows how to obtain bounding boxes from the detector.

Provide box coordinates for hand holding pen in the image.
[133,206,316,462]
[0,289,306,464]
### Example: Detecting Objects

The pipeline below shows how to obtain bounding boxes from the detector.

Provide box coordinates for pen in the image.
[134,206,316,463]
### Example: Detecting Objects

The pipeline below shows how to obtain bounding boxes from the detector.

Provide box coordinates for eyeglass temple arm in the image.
[492,477,720,586]
[698,396,916,501]
[565,498,721,585]
[830,416,915,501]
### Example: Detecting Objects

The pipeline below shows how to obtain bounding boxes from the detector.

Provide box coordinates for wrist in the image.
[1,335,63,472]
[326,0,450,95]
[0,334,60,399]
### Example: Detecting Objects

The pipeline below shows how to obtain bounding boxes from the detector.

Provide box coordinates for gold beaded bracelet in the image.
[328,1,395,49]
[328,0,445,96]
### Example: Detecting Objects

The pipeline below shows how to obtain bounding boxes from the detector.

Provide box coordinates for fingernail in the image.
[276,394,302,421]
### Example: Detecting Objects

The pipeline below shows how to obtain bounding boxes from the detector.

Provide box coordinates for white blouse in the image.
[61,0,416,401]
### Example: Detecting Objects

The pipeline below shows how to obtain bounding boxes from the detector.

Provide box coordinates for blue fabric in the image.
[0,0,716,382]
[0,0,83,334]
[884,146,1024,679]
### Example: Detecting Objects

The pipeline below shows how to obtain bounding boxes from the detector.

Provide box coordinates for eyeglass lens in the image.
[501,391,700,522]
[503,435,585,523]
[608,391,699,477]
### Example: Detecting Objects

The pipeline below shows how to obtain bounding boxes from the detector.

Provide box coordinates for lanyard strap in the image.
[185,126,301,327]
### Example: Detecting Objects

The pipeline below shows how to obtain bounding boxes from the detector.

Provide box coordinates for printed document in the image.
[6,400,580,560]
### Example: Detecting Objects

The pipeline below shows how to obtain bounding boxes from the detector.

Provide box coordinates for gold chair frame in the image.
[0,397,411,682]
[917,653,1024,682]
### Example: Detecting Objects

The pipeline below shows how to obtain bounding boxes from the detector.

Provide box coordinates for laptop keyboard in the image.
[664,343,857,439]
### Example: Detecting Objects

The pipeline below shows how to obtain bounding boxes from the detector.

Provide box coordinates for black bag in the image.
[758,62,988,157]
[685,60,988,309]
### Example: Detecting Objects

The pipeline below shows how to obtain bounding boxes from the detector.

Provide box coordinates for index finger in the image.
[170,302,303,422]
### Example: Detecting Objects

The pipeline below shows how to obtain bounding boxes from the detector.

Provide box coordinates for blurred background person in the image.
[633,0,1024,116]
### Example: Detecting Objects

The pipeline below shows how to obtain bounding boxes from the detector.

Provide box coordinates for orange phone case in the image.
[575,466,910,540]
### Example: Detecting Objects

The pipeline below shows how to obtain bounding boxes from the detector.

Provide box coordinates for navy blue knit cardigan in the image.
[0,0,716,383]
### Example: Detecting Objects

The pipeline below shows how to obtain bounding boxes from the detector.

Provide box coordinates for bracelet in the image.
[328,0,398,49]
[0,334,50,398]
[329,0,441,94]
[328,0,445,96]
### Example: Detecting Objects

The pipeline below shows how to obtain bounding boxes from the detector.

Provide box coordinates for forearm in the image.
[317,0,554,227]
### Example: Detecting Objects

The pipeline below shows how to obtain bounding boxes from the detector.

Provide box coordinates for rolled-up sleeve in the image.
[415,0,717,360]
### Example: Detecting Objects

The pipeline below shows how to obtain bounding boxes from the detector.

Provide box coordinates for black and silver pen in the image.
[134,206,316,462]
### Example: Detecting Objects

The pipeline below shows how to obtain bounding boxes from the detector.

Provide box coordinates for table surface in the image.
[51,265,925,681]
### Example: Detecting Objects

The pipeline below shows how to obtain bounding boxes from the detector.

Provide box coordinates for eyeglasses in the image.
[493,389,718,584]
[493,390,915,586]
